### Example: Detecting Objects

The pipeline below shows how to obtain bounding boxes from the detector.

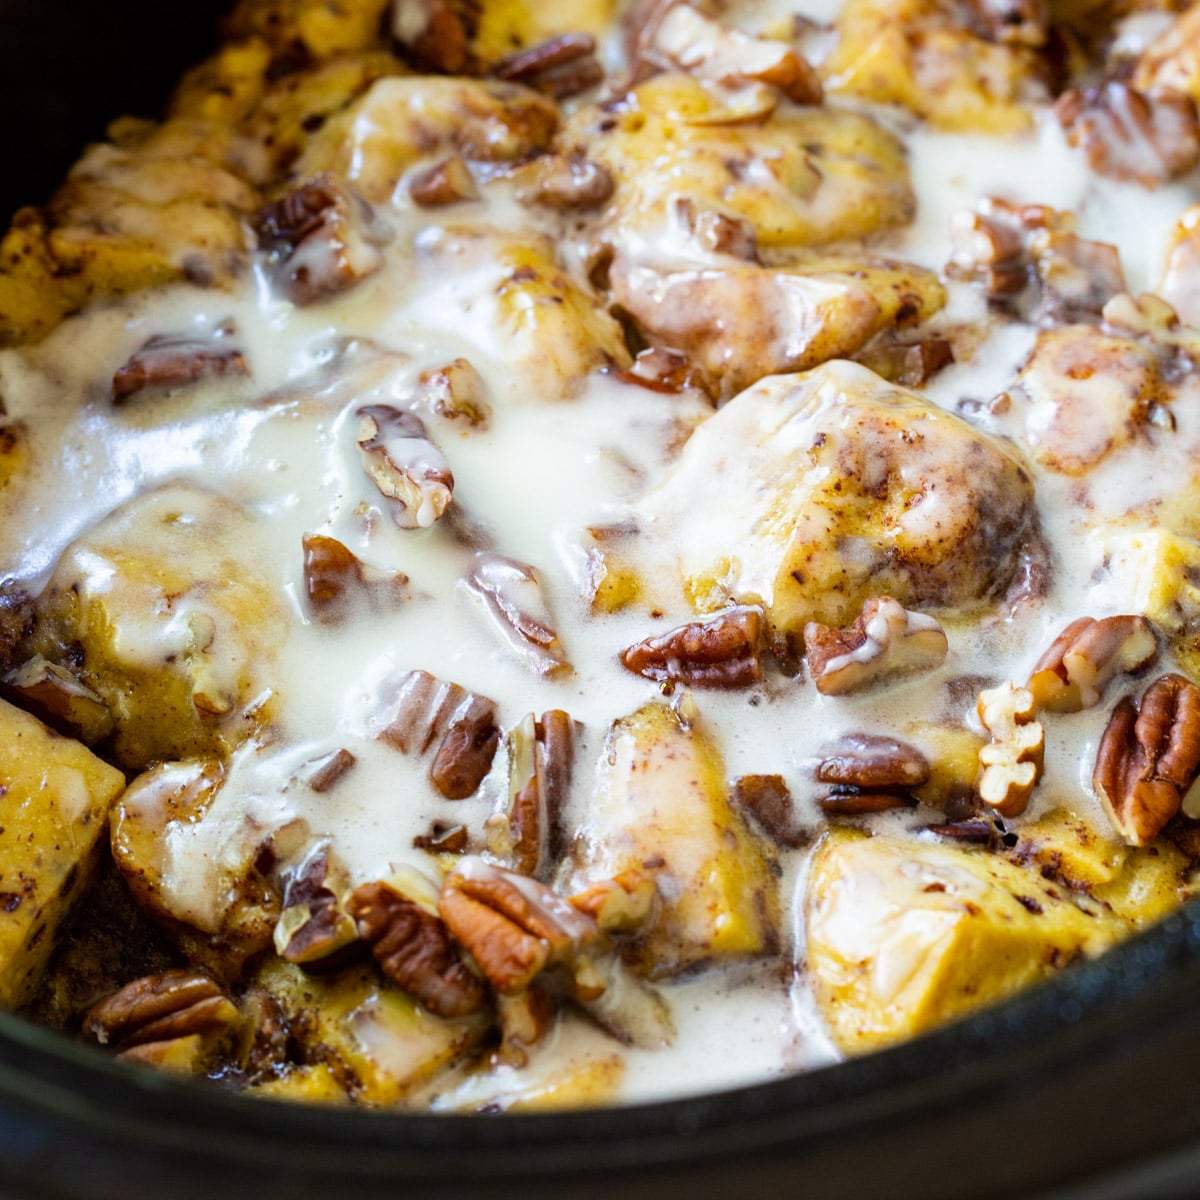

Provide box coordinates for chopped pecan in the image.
[1102,291,1200,381]
[977,682,1045,818]
[347,873,485,1017]
[805,597,948,696]
[855,337,955,388]
[301,533,408,620]
[1026,615,1157,712]
[1056,83,1200,187]
[617,347,706,395]
[730,774,808,847]
[923,818,1003,845]
[374,669,500,798]
[647,5,822,106]
[464,554,571,676]
[672,196,759,261]
[418,358,491,428]
[523,152,615,211]
[84,969,241,1056]
[485,710,578,878]
[1094,673,1200,846]
[568,871,657,933]
[112,332,248,404]
[1,656,113,744]
[620,606,764,689]
[251,175,386,306]
[356,405,454,530]
[408,155,479,207]
[439,857,605,997]
[816,734,932,789]
[492,33,604,98]
[495,983,555,1067]
[390,0,481,74]
[413,821,470,853]
[1031,229,1127,324]
[818,790,917,815]
[290,747,357,794]
[273,844,361,972]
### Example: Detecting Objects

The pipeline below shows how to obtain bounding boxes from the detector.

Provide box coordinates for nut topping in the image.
[619,606,764,689]
[1056,83,1200,188]
[805,597,948,696]
[816,734,932,790]
[301,533,408,621]
[523,152,615,211]
[251,175,386,306]
[568,871,657,933]
[84,969,241,1056]
[291,747,357,794]
[492,34,604,99]
[730,774,808,848]
[464,553,572,676]
[1094,673,1200,846]
[485,710,579,878]
[408,155,479,207]
[418,358,491,428]
[374,669,500,799]
[112,332,248,404]
[1,655,114,744]
[977,682,1045,818]
[390,0,481,75]
[273,844,361,971]
[439,857,604,997]
[356,405,454,529]
[1026,615,1157,713]
[346,872,485,1017]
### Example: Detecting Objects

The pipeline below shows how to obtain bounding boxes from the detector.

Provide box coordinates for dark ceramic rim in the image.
[2,896,1200,1200]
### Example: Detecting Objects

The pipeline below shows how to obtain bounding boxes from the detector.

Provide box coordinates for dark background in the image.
[0,0,224,224]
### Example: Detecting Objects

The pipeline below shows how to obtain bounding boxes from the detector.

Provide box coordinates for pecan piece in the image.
[617,347,706,395]
[408,155,479,207]
[815,734,928,815]
[620,606,763,689]
[439,857,604,997]
[1026,615,1157,713]
[84,969,241,1061]
[273,844,361,972]
[485,710,579,878]
[855,337,955,388]
[818,790,917,815]
[413,821,470,854]
[464,554,571,676]
[418,358,490,428]
[523,152,615,211]
[805,597,948,696]
[112,332,248,404]
[648,5,822,106]
[290,747,357,794]
[730,774,808,847]
[390,0,481,75]
[301,533,408,620]
[1056,83,1200,187]
[492,33,604,99]
[977,682,1045,818]
[1094,673,1200,846]
[251,175,386,305]
[568,871,657,933]
[356,405,454,529]
[347,872,485,1017]
[1,655,113,744]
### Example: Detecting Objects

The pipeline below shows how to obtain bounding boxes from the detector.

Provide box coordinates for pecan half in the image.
[647,5,822,106]
[620,606,764,689]
[439,857,604,997]
[112,332,248,404]
[273,844,361,972]
[816,734,932,790]
[1056,83,1200,187]
[730,774,808,847]
[84,969,241,1057]
[1094,673,1200,846]
[301,533,408,621]
[464,554,572,676]
[408,155,479,207]
[356,405,454,529]
[1026,615,1157,712]
[492,33,604,98]
[818,790,917,815]
[417,358,490,428]
[977,682,1045,818]
[1,656,113,744]
[347,873,485,1017]
[485,710,578,878]
[805,597,948,696]
[251,175,386,305]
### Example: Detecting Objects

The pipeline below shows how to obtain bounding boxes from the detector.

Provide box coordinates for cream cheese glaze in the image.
[3,0,1200,1107]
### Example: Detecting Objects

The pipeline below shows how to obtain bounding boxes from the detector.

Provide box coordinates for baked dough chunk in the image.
[566,701,779,978]
[805,831,1125,1053]
[0,698,127,1008]
[22,485,287,770]
[595,361,1035,641]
